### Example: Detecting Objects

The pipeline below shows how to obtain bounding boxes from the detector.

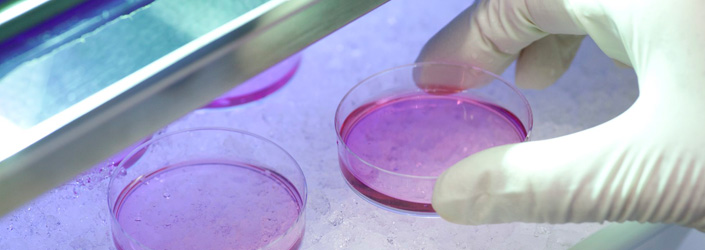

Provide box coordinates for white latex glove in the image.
[418,0,705,232]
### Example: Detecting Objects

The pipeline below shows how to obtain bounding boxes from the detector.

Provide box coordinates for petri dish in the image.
[108,128,306,250]
[203,53,302,108]
[335,62,532,216]
[105,136,152,167]
[106,53,303,170]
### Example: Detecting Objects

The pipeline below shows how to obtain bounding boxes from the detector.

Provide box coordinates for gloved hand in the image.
[418,0,705,232]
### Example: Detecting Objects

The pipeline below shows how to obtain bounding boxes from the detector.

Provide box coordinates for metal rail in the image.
[0,0,388,215]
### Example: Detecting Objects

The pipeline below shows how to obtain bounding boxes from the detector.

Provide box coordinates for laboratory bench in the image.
[1,0,703,249]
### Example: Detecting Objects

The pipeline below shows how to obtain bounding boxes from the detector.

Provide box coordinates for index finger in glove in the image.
[416,0,586,91]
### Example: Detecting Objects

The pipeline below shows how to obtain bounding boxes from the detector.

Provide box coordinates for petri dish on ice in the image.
[203,53,302,108]
[335,62,532,216]
[108,128,306,250]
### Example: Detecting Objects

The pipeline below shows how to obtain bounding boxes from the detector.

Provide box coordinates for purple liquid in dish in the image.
[112,162,304,250]
[204,54,301,108]
[339,94,526,214]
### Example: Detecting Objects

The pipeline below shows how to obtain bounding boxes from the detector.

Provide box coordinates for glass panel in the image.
[0,0,270,157]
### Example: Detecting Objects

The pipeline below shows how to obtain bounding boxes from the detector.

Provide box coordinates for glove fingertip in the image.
[432,169,475,224]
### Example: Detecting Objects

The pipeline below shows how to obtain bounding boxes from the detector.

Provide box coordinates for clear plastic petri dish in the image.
[203,53,302,108]
[335,62,532,216]
[108,128,306,250]
[105,136,152,167]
